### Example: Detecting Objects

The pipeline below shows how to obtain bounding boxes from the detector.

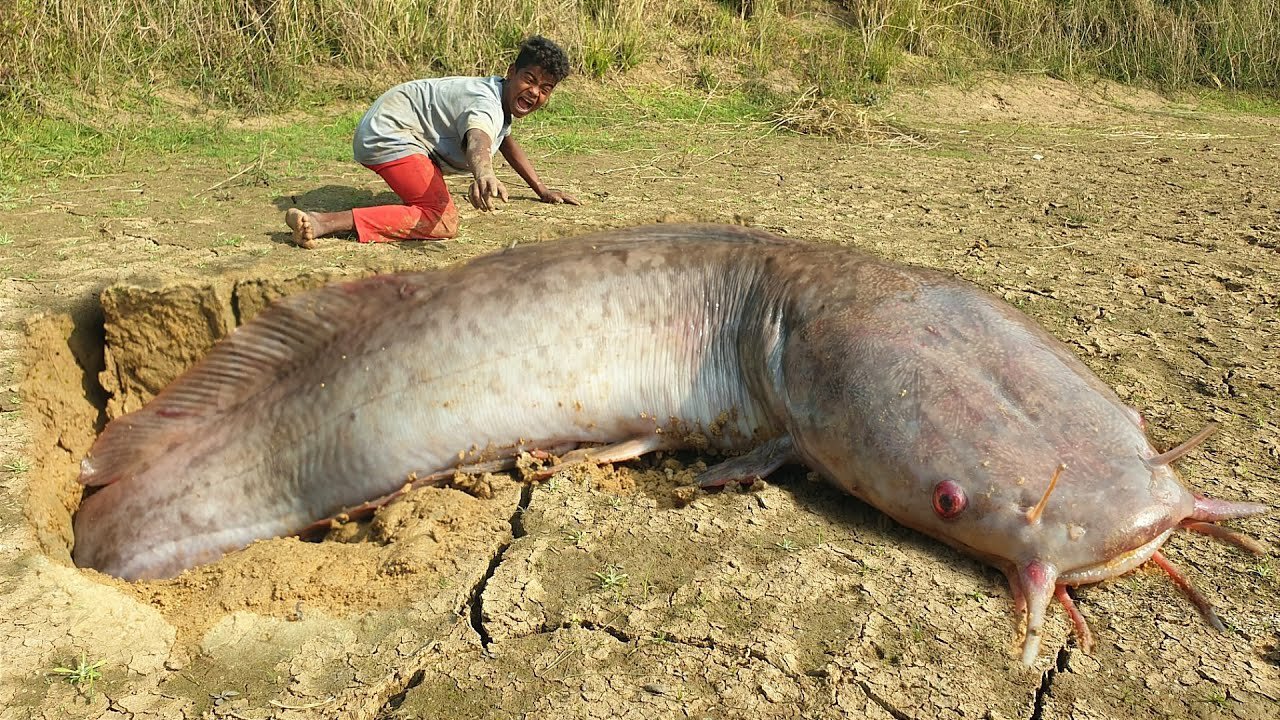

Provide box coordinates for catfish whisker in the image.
[1025,463,1066,525]
[1054,585,1093,653]
[1150,550,1225,632]
[1180,520,1271,555]
[1147,423,1217,466]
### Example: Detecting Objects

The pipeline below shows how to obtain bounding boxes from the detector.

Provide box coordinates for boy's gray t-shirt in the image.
[353,76,511,174]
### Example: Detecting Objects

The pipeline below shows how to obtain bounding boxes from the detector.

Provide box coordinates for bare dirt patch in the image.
[1,78,1277,718]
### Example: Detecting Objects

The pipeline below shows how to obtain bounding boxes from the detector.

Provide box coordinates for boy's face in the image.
[503,63,559,119]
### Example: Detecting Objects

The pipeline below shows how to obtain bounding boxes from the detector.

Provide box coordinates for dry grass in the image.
[0,0,1276,116]
[769,87,931,146]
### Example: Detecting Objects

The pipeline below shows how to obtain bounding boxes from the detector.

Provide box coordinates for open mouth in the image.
[515,95,536,114]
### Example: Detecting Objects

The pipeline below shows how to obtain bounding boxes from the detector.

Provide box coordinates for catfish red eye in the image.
[932,480,967,519]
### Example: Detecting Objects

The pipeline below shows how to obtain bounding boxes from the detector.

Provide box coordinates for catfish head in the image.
[777,276,1270,664]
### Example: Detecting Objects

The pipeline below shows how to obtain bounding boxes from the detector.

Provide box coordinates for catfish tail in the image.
[79,273,432,487]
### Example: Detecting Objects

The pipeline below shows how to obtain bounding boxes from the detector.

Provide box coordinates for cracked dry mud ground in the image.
[1,77,1278,719]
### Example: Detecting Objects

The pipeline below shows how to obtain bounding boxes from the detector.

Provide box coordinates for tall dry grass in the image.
[0,0,1276,113]
[938,0,1280,88]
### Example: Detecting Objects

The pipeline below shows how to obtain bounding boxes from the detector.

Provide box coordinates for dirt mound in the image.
[886,74,1178,127]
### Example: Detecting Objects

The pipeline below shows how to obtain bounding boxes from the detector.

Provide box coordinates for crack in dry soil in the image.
[533,612,1024,720]
[469,484,534,648]
[1030,646,1071,720]
[377,668,426,717]
[857,679,914,720]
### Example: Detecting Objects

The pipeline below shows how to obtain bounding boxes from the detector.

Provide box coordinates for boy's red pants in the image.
[352,154,459,243]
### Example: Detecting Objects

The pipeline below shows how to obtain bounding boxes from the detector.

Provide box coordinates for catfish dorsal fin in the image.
[80,274,420,487]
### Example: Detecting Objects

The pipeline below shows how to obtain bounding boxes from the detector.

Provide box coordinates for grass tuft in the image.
[49,653,106,696]
[593,564,629,591]
[3,457,31,474]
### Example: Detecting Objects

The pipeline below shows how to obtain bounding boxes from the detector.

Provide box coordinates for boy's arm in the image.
[464,128,508,211]
[500,136,580,205]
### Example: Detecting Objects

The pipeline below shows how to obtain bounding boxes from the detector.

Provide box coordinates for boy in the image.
[285,35,578,248]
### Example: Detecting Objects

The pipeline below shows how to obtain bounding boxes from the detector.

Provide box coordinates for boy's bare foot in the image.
[285,208,318,249]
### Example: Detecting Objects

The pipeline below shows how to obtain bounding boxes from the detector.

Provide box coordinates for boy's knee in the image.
[436,208,459,238]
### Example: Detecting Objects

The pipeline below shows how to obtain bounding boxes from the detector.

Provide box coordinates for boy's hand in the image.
[469,172,509,211]
[538,188,581,206]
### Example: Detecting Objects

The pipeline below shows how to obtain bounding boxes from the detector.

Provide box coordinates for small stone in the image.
[671,485,697,507]
[759,680,788,703]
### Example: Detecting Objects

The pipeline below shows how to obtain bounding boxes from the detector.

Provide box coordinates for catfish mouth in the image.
[1057,528,1174,587]
[1013,489,1270,665]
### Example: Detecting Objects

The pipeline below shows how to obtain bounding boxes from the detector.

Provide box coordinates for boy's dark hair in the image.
[514,36,571,83]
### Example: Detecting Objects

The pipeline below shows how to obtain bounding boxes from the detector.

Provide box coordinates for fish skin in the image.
[74,225,789,579]
[71,223,1266,663]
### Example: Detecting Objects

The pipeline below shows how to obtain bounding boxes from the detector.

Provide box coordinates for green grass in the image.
[592,564,629,591]
[5,2,1274,184]
[1,97,358,181]
[1198,689,1233,709]
[2,0,1277,184]
[1194,91,1280,117]
[564,528,588,547]
[525,84,772,152]
[3,457,30,474]
[599,86,768,124]
[2,84,774,182]
[49,653,106,695]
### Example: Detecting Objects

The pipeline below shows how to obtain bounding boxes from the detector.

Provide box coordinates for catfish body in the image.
[73,224,1268,662]
[75,225,790,579]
